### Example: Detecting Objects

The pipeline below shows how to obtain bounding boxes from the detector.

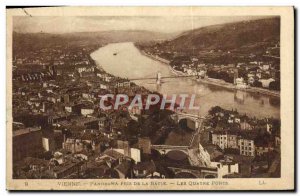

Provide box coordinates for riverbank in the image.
[141,51,171,64]
[140,50,280,98]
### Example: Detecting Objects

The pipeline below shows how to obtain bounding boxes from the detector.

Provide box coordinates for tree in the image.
[209,106,222,115]
[253,80,263,87]
[269,80,280,91]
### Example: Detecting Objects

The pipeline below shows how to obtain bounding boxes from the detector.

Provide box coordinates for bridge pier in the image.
[156,72,162,85]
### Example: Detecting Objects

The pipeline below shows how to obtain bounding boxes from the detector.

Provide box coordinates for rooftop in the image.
[13,127,41,137]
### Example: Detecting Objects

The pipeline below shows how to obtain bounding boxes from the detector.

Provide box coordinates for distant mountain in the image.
[163,17,280,52]
[13,30,177,51]
[66,30,178,43]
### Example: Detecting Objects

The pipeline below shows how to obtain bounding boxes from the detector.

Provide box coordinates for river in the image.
[91,42,280,119]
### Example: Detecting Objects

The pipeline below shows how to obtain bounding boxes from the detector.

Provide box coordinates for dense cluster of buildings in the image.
[198,106,281,177]
[137,41,280,91]
[12,39,280,179]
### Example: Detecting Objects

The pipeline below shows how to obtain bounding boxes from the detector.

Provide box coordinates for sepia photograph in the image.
[6,6,294,191]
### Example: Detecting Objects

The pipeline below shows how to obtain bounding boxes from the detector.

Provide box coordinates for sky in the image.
[13,16,269,34]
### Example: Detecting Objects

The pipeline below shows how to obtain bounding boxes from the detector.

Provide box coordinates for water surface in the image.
[91,42,280,118]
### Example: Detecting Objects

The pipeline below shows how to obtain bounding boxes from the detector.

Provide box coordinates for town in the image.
[135,18,280,97]
[136,41,280,97]
[12,37,281,179]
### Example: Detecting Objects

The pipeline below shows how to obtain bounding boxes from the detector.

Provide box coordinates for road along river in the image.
[91,42,280,119]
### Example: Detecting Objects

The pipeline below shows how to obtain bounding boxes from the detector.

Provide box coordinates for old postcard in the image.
[6,7,294,191]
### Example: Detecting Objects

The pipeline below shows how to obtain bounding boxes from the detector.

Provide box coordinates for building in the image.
[197,143,211,167]
[211,130,239,150]
[77,66,94,73]
[114,140,141,163]
[212,130,256,156]
[255,140,274,156]
[235,78,248,89]
[81,107,94,116]
[63,138,85,154]
[116,81,131,88]
[238,136,255,156]
[117,140,131,157]
[275,135,281,147]
[255,145,274,156]
[133,160,157,178]
[259,78,275,88]
[64,103,84,114]
[211,157,239,178]
[42,136,56,152]
[98,117,108,129]
[137,137,151,154]
[13,127,43,162]
[240,121,252,130]
[50,160,83,179]
[13,157,49,179]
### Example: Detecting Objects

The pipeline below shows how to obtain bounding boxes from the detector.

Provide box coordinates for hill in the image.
[163,17,280,52]
[13,30,176,52]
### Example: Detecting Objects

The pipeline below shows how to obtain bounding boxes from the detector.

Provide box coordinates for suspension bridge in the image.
[128,72,198,84]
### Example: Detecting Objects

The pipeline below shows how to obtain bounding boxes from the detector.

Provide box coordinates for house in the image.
[234,118,241,123]
[256,72,262,79]
[96,149,133,166]
[64,103,84,114]
[101,74,113,82]
[50,160,82,179]
[275,135,281,147]
[133,160,157,178]
[74,153,89,161]
[81,107,94,116]
[47,94,62,104]
[211,156,239,178]
[51,151,65,165]
[100,84,108,90]
[47,114,69,125]
[128,105,143,116]
[261,64,271,71]
[203,144,224,163]
[98,116,108,129]
[82,92,94,100]
[114,160,133,178]
[101,141,141,164]
[14,157,49,179]
[255,139,274,156]
[238,134,256,156]
[42,135,56,152]
[77,66,94,73]
[235,78,248,89]
[63,138,85,154]
[240,121,252,130]
[259,78,275,88]
[198,143,212,167]
[80,71,95,78]
[13,127,43,162]
[211,130,239,150]
[255,145,274,156]
[138,137,151,154]
[228,118,234,124]
[116,81,131,88]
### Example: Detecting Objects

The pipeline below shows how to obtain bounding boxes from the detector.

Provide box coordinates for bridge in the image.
[151,145,189,155]
[129,75,196,81]
[168,165,218,178]
[151,115,219,178]
[151,144,218,178]
[128,72,197,84]
[171,112,205,131]
[151,144,205,166]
